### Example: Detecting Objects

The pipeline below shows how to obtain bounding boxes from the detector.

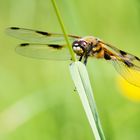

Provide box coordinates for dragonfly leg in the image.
[79,55,83,61]
[84,56,88,65]
[83,44,94,65]
[78,55,87,65]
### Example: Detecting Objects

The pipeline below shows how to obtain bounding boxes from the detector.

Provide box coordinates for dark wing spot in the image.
[124,60,134,67]
[48,44,63,49]
[10,27,20,30]
[120,50,127,56]
[36,30,51,36]
[104,52,111,60]
[20,43,30,47]
[135,56,140,61]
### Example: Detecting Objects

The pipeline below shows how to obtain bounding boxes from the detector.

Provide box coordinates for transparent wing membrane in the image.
[6,27,80,44]
[101,40,140,64]
[112,59,140,87]
[16,43,71,60]
[6,27,80,60]
[101,40,140,86]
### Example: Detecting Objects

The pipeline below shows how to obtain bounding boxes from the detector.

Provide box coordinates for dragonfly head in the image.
[72,39,88,56]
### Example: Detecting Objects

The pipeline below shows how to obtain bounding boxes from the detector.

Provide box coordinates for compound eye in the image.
[72,41,78,47]
[72,40,86,55]
[72,40,87,48]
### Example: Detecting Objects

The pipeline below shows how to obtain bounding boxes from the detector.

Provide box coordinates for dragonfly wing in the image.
[100,40,140,67]
[112,59,140,87]
[16,43,72,60]
[6,27,80,44]
[99,41,121,56]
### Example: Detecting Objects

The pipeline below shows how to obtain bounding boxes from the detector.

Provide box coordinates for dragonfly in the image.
[6,27,140,87]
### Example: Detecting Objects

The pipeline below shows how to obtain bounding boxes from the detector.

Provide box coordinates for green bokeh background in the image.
[1,0,140,140]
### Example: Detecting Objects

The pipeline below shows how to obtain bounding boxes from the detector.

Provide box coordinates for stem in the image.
[51,0,76,61]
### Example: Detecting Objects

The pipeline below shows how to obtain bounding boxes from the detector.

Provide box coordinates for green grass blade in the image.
[51,0,76,61]
[69,61,105,140]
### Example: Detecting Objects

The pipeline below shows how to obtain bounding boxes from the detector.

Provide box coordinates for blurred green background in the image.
[1,0,140,139]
